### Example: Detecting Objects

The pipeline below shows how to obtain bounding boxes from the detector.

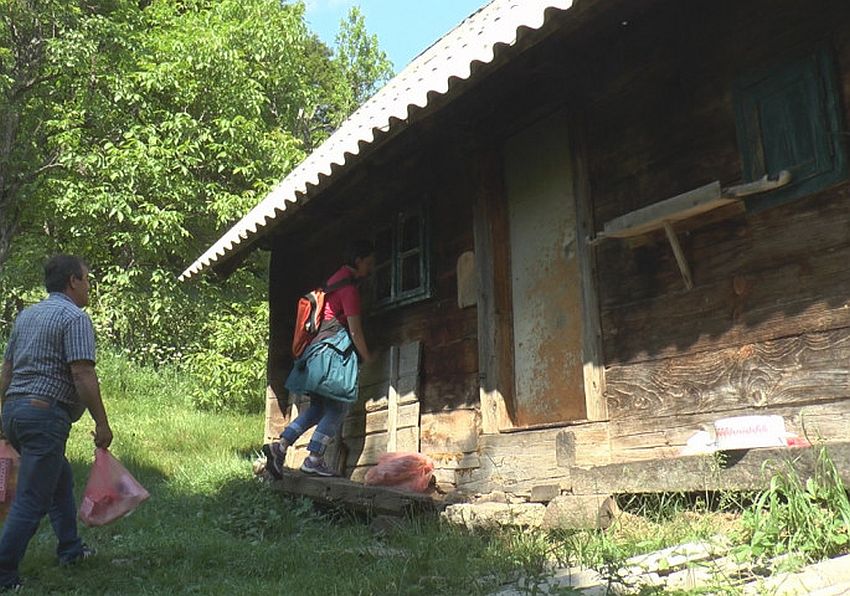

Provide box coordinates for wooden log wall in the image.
[264,130,480,485]
[573,0,850,461]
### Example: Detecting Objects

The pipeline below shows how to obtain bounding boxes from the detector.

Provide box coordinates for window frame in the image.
[733,45,848,211]
[371,203,432,311]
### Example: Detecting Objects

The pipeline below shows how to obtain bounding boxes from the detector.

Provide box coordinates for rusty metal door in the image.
[503,111,587,427]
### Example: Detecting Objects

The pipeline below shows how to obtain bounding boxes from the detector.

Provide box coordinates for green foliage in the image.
[10,350,546,594]
[333,6,394,119]
[184,301,269,412]
[0,0,395,410]
[734,447,850,565]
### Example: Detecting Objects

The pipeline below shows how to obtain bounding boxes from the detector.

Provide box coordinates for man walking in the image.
[0,255,113,591]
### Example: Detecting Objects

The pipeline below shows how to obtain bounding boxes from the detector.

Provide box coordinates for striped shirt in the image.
[3,292,96,405]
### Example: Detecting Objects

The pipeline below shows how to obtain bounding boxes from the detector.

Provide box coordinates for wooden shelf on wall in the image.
[592,171,791,290]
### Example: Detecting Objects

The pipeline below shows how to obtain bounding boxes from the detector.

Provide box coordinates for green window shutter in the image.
[734,47,847,210]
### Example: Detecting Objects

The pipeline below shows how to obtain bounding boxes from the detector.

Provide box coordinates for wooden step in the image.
[270,468,444,517]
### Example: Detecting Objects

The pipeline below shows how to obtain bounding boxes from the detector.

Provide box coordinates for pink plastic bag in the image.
[0,440,20,520]
[79,448,150,527]
[364,452,434,493]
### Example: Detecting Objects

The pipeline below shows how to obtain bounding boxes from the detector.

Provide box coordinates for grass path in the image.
[16,354,532,595]
[18,351,845,594]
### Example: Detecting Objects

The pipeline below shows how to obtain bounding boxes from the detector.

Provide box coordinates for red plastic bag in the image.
[364,452,434,493]
[79,448,150,527]
[0,440,19,520]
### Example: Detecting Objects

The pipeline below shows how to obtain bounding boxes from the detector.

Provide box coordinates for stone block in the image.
[442,503,546,529]
[530,484,561,503]
[542,495,619,530]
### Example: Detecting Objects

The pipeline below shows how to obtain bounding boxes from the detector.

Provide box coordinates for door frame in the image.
[474,112,607,433]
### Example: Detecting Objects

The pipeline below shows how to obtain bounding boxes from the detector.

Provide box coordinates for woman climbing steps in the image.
[263,240,375,478]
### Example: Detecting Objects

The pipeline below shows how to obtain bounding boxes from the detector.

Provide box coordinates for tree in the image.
[1,0,396,410]
[333,6,393,121]
[0,0,113,267]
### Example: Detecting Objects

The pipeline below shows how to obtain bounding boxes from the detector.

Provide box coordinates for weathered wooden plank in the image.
[358,342,419,388]
[398,341,421,378]
[359,350,391,387]
[473,147,515,432]
[420,410,480,454]
[570,442,850,494]
[569,113,608,421]
[422,374,479,412]
[602,242,850,364]
[271,469,440,516]
[360,373,418,413]
[386,346,400,452]
[599,182,734,239]
[422,338,478,376]
[554,422,612,468]
[342,402,420,439]
[456,251,478,308]
[265,386,288,441]
[606,328,850,420]
[429,452,481,471]
[456,428,567,496]
[597,185,850,312]
[663,222,694,290]
[345,426,419,468]
[608,400,850,463]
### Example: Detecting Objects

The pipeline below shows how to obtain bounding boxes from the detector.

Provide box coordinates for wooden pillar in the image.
[472,147,516,433]
[568,114,608,421]
[265,247,294,440]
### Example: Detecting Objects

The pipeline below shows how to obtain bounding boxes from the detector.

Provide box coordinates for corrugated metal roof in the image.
[180,0,574,281]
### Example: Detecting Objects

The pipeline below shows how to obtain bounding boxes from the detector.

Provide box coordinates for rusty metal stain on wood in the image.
[503,111,586,426]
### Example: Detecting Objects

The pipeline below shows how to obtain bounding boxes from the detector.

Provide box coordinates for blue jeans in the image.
[0,398,83,586]
[281,395,349,455]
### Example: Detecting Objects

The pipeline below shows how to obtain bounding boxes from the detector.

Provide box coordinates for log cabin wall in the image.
[573,0,850,462]
[264,128,481,484]
[263,0,850,493]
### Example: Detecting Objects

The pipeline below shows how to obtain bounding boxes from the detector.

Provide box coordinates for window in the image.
[372,205,430,308]
[733,46,847,210]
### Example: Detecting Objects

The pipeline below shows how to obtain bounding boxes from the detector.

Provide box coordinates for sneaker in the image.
[300,456,336,477]
[261,442,287,480]
[59,544,96,566]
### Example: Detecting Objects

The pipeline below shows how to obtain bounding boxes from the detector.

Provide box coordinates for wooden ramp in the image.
[270,469,444,517]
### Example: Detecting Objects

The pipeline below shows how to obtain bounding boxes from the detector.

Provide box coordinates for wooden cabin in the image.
[183,0,850,500]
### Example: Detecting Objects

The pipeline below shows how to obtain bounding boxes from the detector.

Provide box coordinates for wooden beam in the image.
[386,346,400,452]
[570,442,850,495]
[569,114,608,421]
[472,148,515,433]
[597,181,735,241]
[663,221,694,290]
[723,170,792,198]
[271,469,440,516]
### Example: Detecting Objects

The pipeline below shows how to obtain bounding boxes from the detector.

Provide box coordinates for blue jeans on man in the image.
[0,398,84,587]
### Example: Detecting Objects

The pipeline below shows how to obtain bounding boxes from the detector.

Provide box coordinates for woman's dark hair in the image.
[345,239,375,267]
[44,255,88,293]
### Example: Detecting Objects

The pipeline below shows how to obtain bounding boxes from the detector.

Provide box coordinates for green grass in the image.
[13,351,542,595]
[12,349,850,594]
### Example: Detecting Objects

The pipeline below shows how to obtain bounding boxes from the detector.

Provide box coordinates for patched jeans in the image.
[281,395,349,456]
[0,398,84,587]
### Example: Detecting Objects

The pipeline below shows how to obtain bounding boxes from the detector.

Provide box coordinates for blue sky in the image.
[305,0,487,71]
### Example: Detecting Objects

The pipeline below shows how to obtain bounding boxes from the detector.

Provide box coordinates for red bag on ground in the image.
[364,452,434,493]
[79,448,150,527]
[0,440,19,520]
